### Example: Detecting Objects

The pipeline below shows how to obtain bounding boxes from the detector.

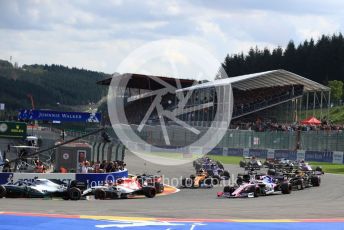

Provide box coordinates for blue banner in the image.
[0,172,13,184]
[305,151,333,162]
[275,150,297,160]
[18,109,101,123]
[248,149,268,158]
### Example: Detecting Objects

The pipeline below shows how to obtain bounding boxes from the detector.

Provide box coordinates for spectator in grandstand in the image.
[106,161,114,173]
[93,161,101,173]
[2,159,11,172]
[111,161,119,172]
[80,161,89,173]
[34,160,45,173]
[100,160,107,170]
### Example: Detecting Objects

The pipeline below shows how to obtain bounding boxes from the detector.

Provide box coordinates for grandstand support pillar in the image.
[328,90,331,123]
[306,92,309,119]
[313,91,316,116]
[299,97,303,121]
[320,90,323,119]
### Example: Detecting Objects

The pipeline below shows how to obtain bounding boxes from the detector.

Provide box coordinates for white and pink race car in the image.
[217,175,292,198]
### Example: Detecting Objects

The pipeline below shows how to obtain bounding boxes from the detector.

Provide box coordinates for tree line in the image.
[0,60,108,111]
[221,33,344,101]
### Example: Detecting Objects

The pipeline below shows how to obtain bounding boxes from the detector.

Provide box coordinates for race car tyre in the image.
[281,183,292,194]
[182,178,194,188]
[143,187,156,198]
[95,189,106,200]
[223,186,231,193]
[212,175,221,185]
[68,187,81,200]
[62,192,70,200]
[120,193,128,199]
[254,188,260,197]
[236,177,243,185]
[204,178,212,186]
[295,179,304,190]
[216,161,224,169]
[224,186,236,194]
[267,169,276,176]
[0,185,6,198]
[239,161,246,168]
[155,182,164,193]
[243,175,250,183]
[311,176,321,187]
[70,180,78,188]
[222,170,230,178]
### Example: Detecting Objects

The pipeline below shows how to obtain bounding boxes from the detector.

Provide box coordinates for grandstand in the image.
[99,70,343,151]
[100,69,330,126]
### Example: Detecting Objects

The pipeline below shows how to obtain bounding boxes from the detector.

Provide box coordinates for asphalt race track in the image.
[1,151,343,220]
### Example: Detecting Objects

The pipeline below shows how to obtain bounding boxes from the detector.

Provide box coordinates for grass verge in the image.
[207,155,344,174]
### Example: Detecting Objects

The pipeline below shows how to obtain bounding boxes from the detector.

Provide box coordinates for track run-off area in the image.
[1,151,343,229]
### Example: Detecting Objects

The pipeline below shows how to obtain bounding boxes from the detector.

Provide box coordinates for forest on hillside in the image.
[222,34,344,85]
[0,60,108,111]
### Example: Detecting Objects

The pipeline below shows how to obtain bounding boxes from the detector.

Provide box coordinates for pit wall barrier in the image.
[207,147,344,164]
[0,169,128,187]
[91,142,126,162]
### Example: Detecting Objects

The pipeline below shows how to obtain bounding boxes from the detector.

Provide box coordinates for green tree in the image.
[328,80,343,103]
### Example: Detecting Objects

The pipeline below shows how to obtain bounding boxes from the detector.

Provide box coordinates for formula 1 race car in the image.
[217,175,292,198]
[181,168,228,189]
[82,177,157,199]
[239,156,263,170]
[0,178,86,200]
[136,174,164,193]
[266,160,322,189]
[269,169,321,189]
[193,157,230,179]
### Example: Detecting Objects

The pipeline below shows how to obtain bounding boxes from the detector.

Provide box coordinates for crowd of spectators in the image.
[77,160,126,174]
[232,85,304,117]
[231,119,344,132]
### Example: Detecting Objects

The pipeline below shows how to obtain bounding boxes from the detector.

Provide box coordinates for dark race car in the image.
[0,178,86,200]
[180,167,229,189]
[239,156,263,171]
[192,157,230,184]
[266,160,322,190]
[136,174,164,194]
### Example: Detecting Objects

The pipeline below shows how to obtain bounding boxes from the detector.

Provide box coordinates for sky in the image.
[0,0,344,80]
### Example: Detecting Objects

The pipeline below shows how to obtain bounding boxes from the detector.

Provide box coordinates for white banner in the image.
[0,103,4,110]
[189,146,203,155]
[333,151,344,164]
[223,147,229,156]
[297,150,306,161]
[267,149,275,159]
[243,148,250,157]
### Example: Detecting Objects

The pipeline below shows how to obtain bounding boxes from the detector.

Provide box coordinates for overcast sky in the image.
[1,0,344,80]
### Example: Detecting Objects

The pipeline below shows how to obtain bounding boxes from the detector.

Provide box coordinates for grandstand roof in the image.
[97,73,195,90]
[177,69,329,92]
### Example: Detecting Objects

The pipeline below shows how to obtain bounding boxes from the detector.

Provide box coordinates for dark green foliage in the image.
[222,33,344,85]
[0,63,108,111]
